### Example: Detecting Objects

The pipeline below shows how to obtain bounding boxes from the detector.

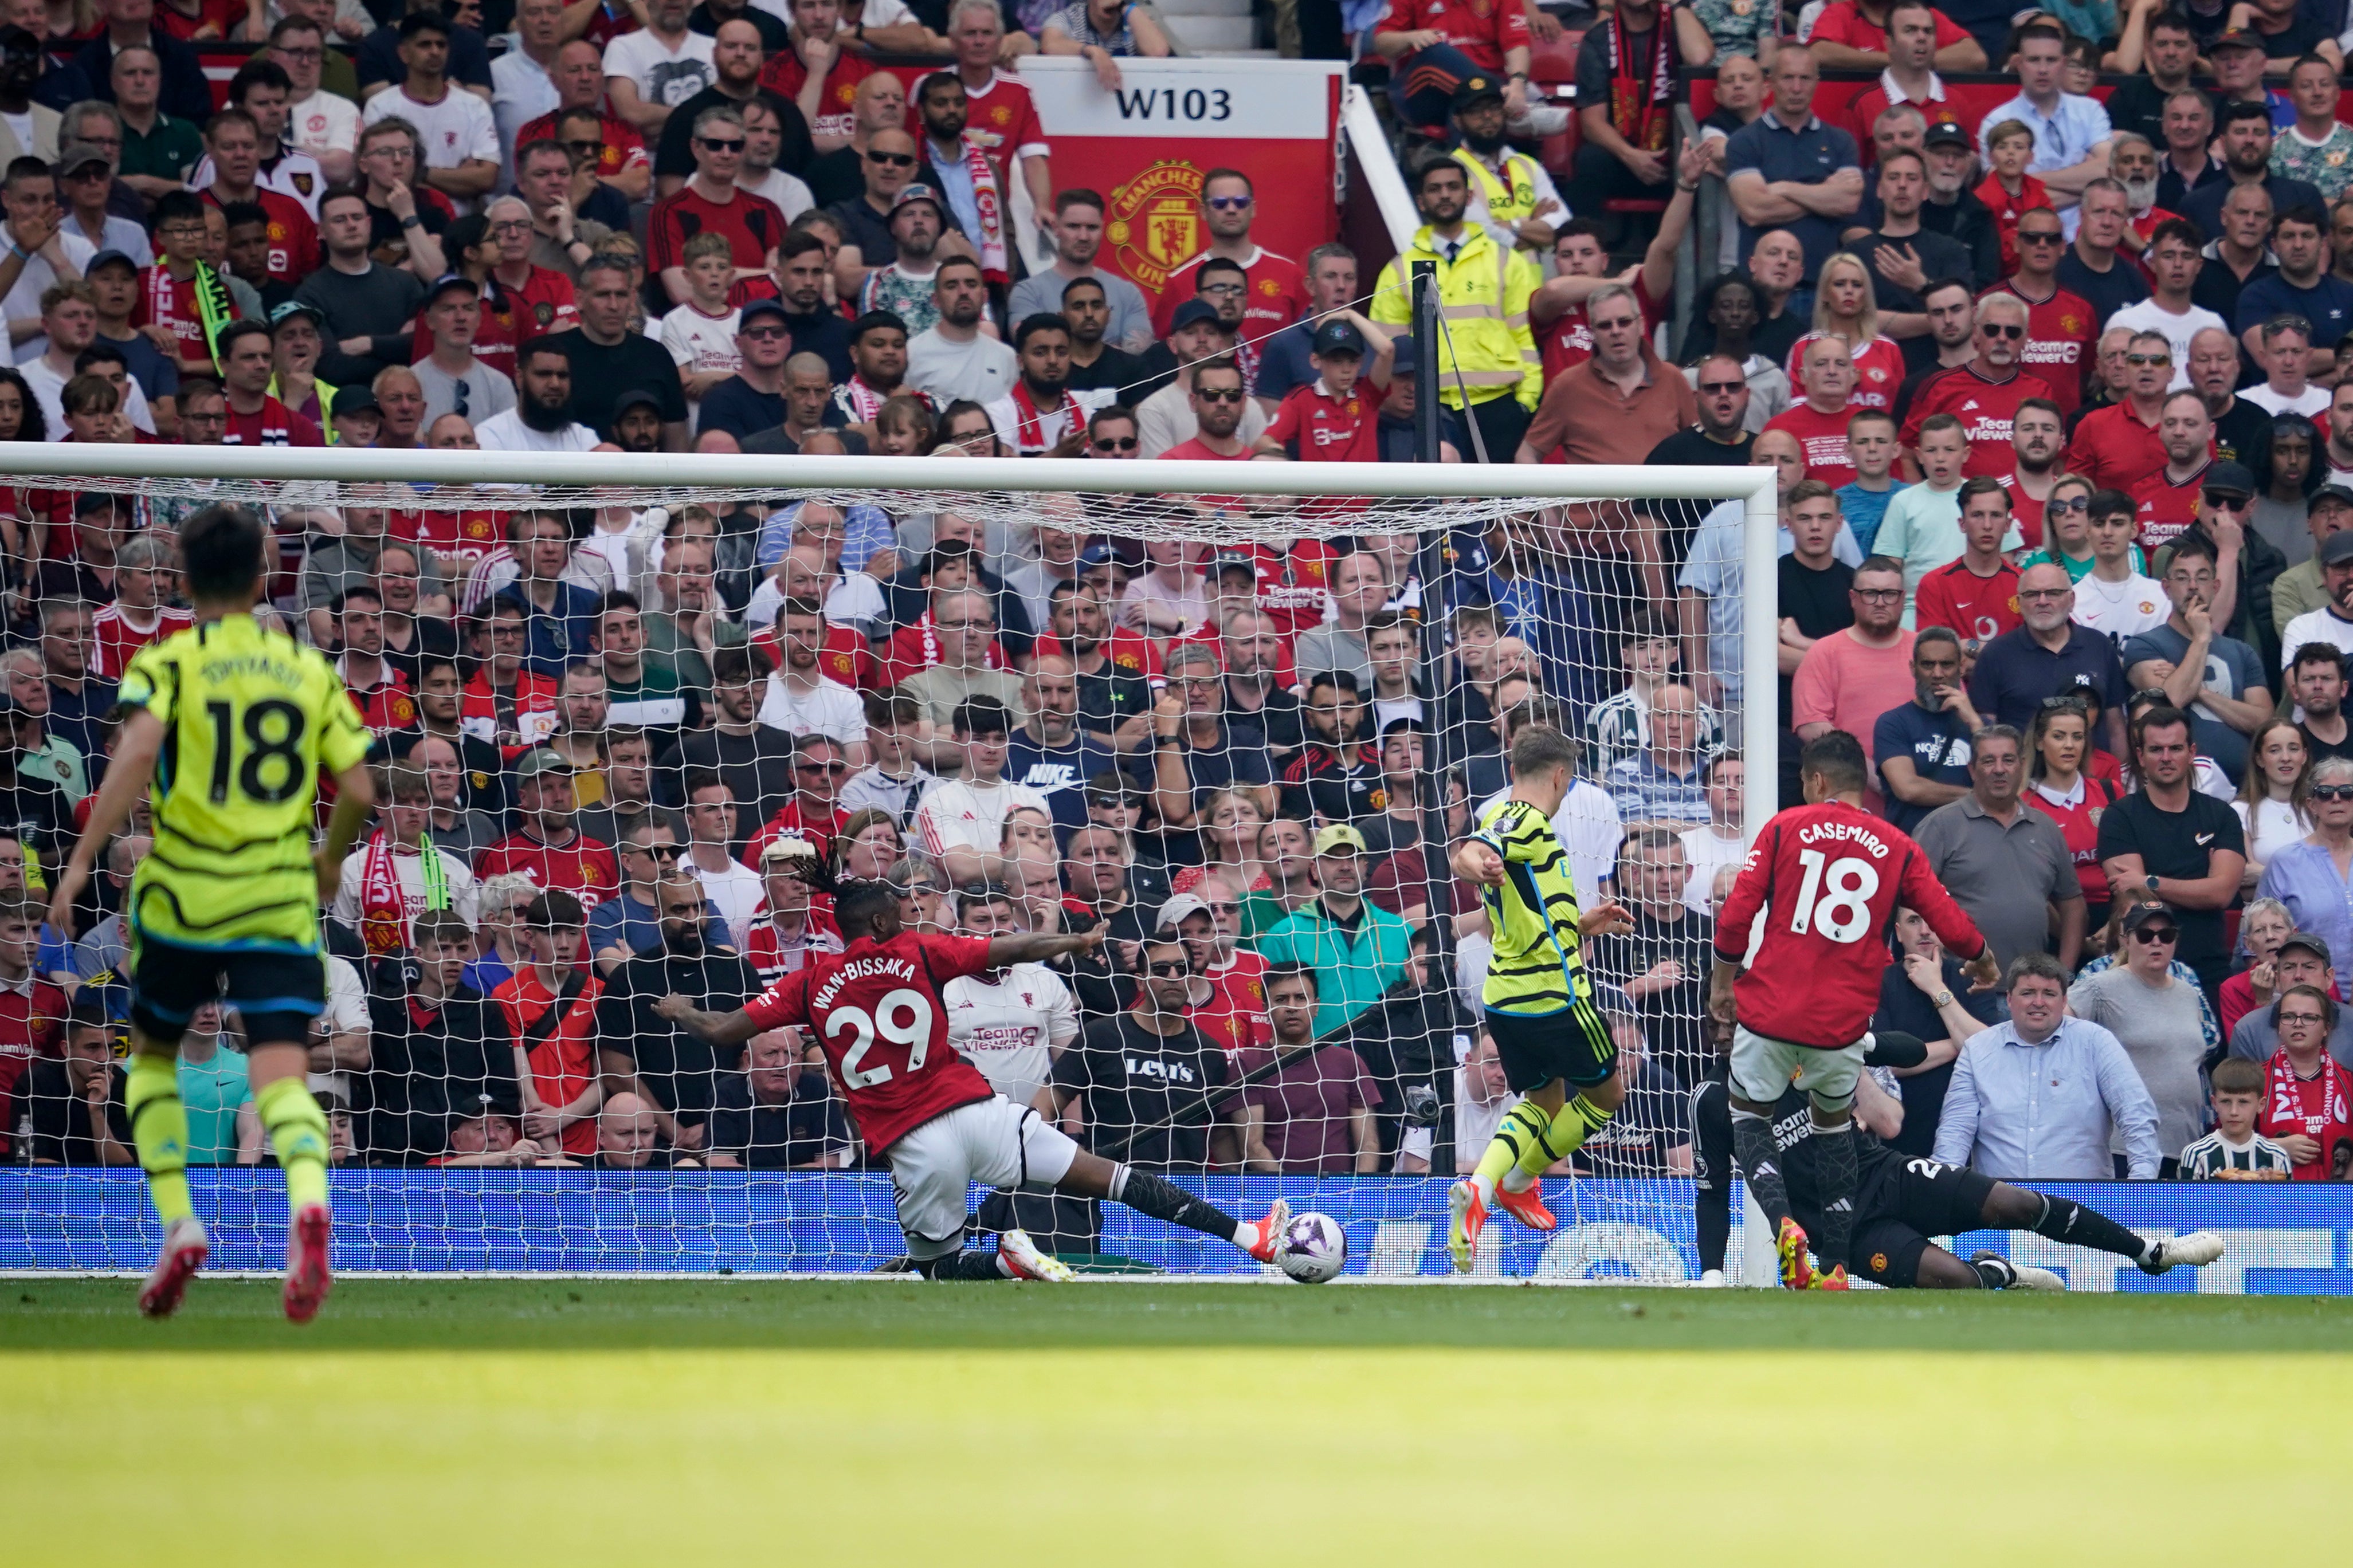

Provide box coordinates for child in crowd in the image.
[2179,1057,2294,1178]
[1872,412,1975,619]
[1836,407,1906,555]
[659,231,746,424]
[1974,119,2049,277]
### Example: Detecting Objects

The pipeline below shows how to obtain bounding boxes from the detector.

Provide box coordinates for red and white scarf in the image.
[836,375,889,425]
[1004,379,1070,454]
[953,135,1008,284]
[358,830,409,957]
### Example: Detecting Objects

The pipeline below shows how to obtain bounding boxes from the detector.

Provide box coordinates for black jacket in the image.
[597,941,762,1126]
[364,984,519,1160]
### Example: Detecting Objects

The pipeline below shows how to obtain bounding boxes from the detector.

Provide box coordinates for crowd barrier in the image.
[6,1172,2352,1292]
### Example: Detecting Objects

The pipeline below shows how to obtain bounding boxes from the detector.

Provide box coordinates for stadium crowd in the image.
[0,0,2350,1216]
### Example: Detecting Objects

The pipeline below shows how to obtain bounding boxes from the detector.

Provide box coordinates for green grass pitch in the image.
[7,1279,2352,1566]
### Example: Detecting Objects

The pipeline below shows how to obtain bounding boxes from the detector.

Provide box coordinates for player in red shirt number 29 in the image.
[656,858,1292,1280]
[1708,730,1998,1290]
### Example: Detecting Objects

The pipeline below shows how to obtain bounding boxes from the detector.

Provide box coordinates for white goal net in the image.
[0,445,1775,1282]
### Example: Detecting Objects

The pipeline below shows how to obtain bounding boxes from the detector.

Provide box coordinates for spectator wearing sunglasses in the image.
[2065,901,2215,1175]
[1046,935,1240,1173]
[1896,295,2057,483]
[2254,756,2353,1001]
[650,103,787,308]
[589,812,704,970]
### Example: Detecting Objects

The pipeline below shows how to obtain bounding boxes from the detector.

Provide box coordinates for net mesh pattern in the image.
[3,457,1764,1282]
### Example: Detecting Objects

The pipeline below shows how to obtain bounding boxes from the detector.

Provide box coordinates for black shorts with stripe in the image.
[1849,1146,1998,1289]
[128,930,326,1048]
[1485,996,1618,1095]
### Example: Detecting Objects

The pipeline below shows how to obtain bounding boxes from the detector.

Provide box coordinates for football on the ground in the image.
[1274,1212,1347,1283]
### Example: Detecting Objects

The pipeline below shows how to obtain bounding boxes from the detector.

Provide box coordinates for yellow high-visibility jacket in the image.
[1369,221,1543,412]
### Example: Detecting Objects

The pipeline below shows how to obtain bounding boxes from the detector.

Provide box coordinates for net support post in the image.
[1739,465,1780,838]
[1410,260,1440,465]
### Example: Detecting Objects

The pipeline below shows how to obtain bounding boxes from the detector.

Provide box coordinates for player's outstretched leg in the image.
[125,1043,207,1318]
[1980,1184,2225,1278]
[252,1063,334,1323]
[1058,1152,1291,1263]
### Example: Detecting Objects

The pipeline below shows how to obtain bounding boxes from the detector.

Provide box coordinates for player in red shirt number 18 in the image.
[1707,731,1998,1290]
[656,864,1291,1280]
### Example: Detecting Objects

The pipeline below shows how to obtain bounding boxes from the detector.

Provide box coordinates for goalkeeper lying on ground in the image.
[1691,1032,2226,1290]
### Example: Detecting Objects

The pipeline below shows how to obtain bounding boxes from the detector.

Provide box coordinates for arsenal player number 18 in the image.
[1706,729,1996,1290]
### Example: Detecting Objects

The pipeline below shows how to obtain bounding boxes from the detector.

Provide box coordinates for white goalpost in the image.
[0,443,1782,1284]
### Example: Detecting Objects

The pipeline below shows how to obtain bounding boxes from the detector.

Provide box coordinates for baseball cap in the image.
[1211,550,1258,580]
[54,142,110,177]
[85,248,140,276]
[739,296,789,327]
[610,386,666,419]
[2280,929,2334,964]
[1313,823,1367,856]
[1077,541,1125,571]
[1450,73,1505,112]
[1313,318,1368,357]
[270,298,325,330]
[2202,460,2256,498]
[1084,766,1150,805]
[1168,298,1225,333]
[1155,893,1211,932]
[2209,26,2265,49]
[331,384,380,419]
[2321,531,2353,567]
[1923,119,1972,150]
[1389,335,1418,374]
[426,271,480,305]
[2314,483,2353,512]
[891,183,945,218]
[2120,902,2179,936]
[512,748,573,783]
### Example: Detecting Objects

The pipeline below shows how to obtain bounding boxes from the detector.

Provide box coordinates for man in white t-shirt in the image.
[0,160,93,365]
[360,13,499,213]
[1677,751,1746,914]
[474,339,599,450]
[913,696,1049,885]
[2105,220,2223,389]
[271,15,360,184]
[904,253,1015,404]
[2242,316,2331,416]
[942,883,1081,1107]
[2283,530,2353,665]
[603,0,716,134]
[2072,499,2168,648]
[756,596,867,750]
[680,771,767,948]
[22,280,151,435]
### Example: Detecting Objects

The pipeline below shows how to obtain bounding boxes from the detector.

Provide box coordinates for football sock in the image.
[1523,1093,1613,1172]
[254,1077,330,1214]
[1810,1121,1858,1270]
[1475,1099,1552,1193]
[2029,1193,2152,1264]
[1970,1255,2016,1291]
[1108,1165,1244,1245]
[919,1250,1010,1281]
[124,1052,193,1228]
[1729,1109,1792,1233]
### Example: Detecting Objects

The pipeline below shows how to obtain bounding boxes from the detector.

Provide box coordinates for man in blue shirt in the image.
[1723,47,1862,279]
[1974,22,2115,227]
[500,512,603,679]
[1873,627,1979,833]
[1006,657,1117,835]
[2235,203,2353,366]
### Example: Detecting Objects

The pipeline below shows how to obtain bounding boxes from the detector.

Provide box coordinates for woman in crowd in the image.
[2069,900,2218,1174]
[2019,473,2100,581]
[2023,694,2119,937]
[462,873,539,995]
[2256,754,2353,1001]
[832,807,904,883]
[1171,787,1272,898]
[997,804,1058,882]
[2219,895,2297,1040]
[1784,253,1903,411]
[2236,717,2312,891]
